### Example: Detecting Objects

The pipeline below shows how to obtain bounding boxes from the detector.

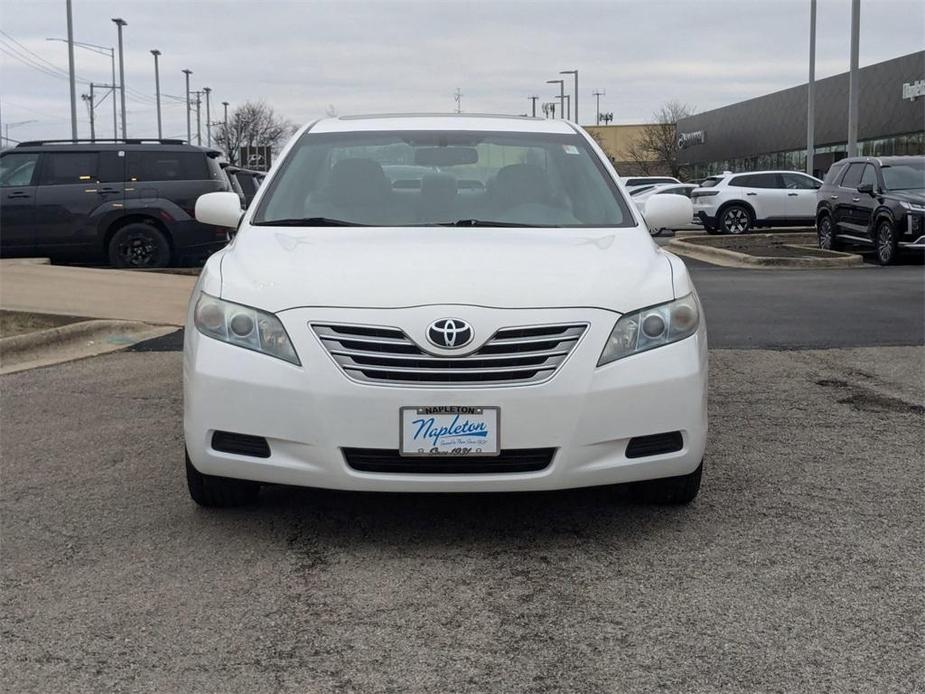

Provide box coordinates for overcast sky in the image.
[1,0,922,145]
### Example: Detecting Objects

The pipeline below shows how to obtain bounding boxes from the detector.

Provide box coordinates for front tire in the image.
[631,461,703,505]
[186,453,260,507]
[720,205,752,235]
[817,214,840,250]
[108,223,171,268]
[875,219,898,266]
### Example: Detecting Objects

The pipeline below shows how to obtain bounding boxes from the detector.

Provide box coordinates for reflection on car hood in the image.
[886,189,925,205]
[219,227,673,314]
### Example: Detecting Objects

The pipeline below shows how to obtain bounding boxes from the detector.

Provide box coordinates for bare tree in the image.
[625,100,695,179]
[214,101,296,165]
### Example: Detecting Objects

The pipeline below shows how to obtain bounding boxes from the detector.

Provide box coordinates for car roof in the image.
[9,140,219,155]
[834,155,924,166]
[309,114,577,134]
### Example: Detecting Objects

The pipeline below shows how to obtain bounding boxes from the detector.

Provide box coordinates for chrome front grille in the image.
[311,322,587,386]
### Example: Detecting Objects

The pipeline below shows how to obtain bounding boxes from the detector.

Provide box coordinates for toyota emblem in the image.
[427,318,473,349]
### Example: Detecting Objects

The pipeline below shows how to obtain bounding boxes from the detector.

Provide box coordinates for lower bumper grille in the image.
[211,431,271,458]
[625,431,683,458]
[343,447,555,474]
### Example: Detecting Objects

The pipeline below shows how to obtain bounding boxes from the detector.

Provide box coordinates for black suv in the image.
[222,165,265,208]
[0,139,232,267]
[816,155,925,265]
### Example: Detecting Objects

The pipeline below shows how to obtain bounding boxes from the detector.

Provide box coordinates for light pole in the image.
[564,95,570,121]
[547,79,565,119]
[528,96,538,117]
[203,87,212,146]
[151,50,162,139]
[47,39,117,138]
[193,91,202,145]
[182,69,192,144]
[111,18,127,139]
[806,0,816,175]
[846,0,860,156]
[560,69,578,124]
[592,90,605,125]
[65,0,78,140]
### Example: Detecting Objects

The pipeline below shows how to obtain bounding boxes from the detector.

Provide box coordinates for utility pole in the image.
[528,96,538,117]
[182,69,192,144]
[560,70,578,124]
[846,0,860,156]
[547,80,565,119]
[112,18,127,139]
[193,91,202,145]
[592,90,605,125]
[222,101,229,154]
[806,0,816,175]
[203,87,212,146]
[454,88,462,113]
[151,50,162,139]
[84,84,96,141]
[66,0,78,141]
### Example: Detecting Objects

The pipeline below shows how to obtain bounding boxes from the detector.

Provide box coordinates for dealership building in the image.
[675,51,924,180]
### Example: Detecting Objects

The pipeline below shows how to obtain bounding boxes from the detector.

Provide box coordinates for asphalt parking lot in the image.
[2,262,923,693]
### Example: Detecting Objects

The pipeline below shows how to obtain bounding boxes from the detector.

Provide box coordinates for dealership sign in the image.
[677,130,705,149]
[902,80,924,101]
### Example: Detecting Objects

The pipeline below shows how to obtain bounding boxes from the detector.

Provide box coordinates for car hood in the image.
[218,226,673,314]
[885,189,925,205]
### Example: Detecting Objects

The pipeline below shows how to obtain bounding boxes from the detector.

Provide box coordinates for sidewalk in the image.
[0,261,197,327]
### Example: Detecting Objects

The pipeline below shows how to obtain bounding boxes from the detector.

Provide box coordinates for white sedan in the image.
[186,114,707,507]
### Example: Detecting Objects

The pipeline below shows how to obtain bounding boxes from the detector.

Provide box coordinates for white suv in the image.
[691,171,822,234]
[186,114,706,507]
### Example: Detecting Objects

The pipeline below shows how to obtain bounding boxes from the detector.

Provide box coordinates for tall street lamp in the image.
[182,69,192,144]
[47,38,117,138]
[806,0,816,175]
[111,18,127,139]
[547,79,565,119]
[151,50,162,139]
[65,0,77,141]
[560,69,578,123]
[846,0,860,156]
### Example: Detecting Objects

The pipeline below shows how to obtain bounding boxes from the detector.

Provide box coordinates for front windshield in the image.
[881,161,925,191]
[252,129,632,227]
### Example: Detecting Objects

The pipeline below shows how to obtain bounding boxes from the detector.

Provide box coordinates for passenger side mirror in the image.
[643,194,692,233]
[196,191,244,228]
[857,182,875,195]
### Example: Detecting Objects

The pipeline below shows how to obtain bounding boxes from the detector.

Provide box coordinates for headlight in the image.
[899,201,925,211]
[598,293,700,366]
[193,292,300,365]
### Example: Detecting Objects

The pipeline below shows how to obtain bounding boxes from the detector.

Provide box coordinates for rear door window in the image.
[781,173,818,190]
[38,152,99,185]
[859,164,878,188]
[126,151,209,182]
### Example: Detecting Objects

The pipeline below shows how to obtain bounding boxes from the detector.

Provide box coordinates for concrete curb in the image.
[666,235,864,269]
[0,319,178,375]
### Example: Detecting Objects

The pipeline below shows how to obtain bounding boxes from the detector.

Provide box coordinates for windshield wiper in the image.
[437,219,549,228]
[251,217,368,227]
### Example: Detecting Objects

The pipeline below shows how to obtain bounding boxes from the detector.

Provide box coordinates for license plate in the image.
[400,406,499,457]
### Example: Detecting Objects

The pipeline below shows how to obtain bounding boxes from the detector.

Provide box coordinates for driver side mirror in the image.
[857,182,876,196]
[196,191,244,229]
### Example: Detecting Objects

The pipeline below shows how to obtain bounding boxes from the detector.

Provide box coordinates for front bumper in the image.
[184,306,708,492]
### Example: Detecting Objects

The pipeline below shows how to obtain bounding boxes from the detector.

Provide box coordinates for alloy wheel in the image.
[722,208,749,234]
[877,222,896,264]
[818,217,833,249]
[119,231,158,267]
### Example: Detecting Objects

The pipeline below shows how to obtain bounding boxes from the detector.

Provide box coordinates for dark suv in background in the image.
[816,155,925,265]
[0,139,232,267]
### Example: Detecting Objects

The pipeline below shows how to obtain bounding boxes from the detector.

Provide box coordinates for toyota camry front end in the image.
[184,115,707,507]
